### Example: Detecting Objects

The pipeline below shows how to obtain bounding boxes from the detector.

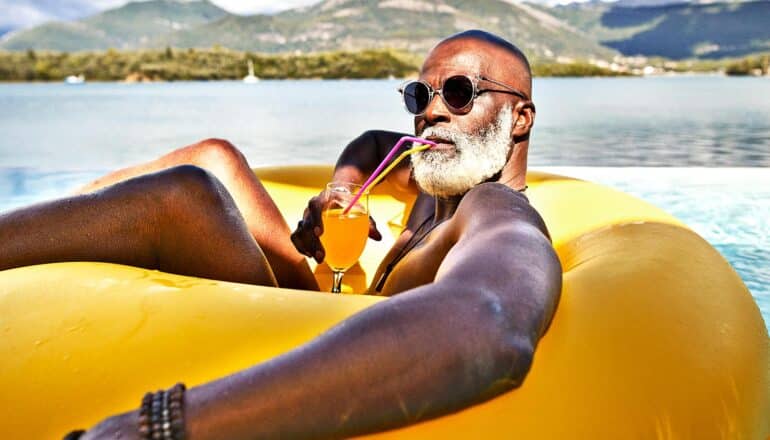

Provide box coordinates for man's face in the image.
[412,104,513,198]
[411,41,520,198]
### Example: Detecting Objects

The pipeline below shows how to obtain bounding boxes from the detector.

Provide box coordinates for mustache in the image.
[418,126,469,145]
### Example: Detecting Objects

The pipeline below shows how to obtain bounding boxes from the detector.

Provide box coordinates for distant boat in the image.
[243,60,259,84]
[64,74,85,85]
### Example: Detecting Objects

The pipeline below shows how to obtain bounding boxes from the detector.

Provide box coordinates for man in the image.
[1,30,561,438]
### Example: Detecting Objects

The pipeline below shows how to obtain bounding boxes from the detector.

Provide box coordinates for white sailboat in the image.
[64,74,85,84]
[243,60,259,83]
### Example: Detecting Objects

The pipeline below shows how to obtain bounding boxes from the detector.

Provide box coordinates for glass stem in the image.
[331,270,345,294]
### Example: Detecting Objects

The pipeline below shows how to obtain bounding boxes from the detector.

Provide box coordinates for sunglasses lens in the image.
[403,81,430,114]
[443,76,474,110]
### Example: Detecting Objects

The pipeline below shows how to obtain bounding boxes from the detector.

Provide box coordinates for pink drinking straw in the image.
[342,136,436,214]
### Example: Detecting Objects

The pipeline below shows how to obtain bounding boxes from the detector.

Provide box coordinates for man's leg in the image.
[77,138,317,290]
[1,165,277,286]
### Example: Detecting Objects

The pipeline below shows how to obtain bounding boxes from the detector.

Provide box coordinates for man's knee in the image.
[193,138,247,168]
[157,165,231,210]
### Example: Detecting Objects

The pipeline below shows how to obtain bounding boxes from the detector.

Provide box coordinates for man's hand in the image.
[291,192,327,262]
[290,191,383,263]
[77,412,139,440]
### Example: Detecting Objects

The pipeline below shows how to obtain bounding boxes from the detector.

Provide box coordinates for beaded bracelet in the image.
[62,383,185,440]
[138,383,187,440]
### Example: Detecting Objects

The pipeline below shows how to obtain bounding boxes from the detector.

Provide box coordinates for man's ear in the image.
[512,100,535,139]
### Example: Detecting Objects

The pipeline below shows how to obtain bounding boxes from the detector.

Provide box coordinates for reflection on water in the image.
[532,77,770,166]
[0,77,768,171]
[0,168,98,207]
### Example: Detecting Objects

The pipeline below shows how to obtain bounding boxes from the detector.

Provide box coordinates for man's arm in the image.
[332,130,415,193]
[84,183,561,439]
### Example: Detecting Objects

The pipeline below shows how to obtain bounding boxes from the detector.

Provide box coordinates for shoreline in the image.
[4,71,770,84]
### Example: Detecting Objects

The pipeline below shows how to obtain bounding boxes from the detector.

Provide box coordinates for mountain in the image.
[0,0,615,60]
[0,0,229,51]
[158,0,617,59]
[2,0,768,60]
[549,0,770,59]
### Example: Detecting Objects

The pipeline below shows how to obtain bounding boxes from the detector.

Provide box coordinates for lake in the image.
[1,77,769,170]
[0,77,768,330]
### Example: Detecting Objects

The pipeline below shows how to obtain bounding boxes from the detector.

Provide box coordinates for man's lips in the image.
[425,137,454,150]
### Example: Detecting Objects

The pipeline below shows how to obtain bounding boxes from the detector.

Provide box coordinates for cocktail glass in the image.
[319,182,369,293]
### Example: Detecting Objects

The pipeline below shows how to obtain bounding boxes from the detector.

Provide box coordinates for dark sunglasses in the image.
[398,74,529,116]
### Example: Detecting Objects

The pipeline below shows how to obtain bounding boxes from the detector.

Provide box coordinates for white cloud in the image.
[0,0,122,29]
[0,0,323,29]
[0,3,52,28]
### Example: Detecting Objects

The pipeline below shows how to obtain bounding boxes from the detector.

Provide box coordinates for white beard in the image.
[412,104,514,198]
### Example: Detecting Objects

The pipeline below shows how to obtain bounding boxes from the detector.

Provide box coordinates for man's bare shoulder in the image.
[452,182,550,240]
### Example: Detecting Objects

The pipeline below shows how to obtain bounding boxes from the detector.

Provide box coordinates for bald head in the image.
[430,30,532,99]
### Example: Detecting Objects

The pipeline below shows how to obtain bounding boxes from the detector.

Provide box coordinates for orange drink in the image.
[320,181,369,293]
[320,208,369,271]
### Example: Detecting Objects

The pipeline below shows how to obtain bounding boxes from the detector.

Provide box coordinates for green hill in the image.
[0,0,615,60]
[157,0,616,60]
[550,0,770,59]
[0,0,229,51]
[3,0,768,60]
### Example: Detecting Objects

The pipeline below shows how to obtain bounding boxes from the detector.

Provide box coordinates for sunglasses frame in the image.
[398,74,530,116]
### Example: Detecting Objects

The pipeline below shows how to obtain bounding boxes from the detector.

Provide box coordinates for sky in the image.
[0,0,323,31]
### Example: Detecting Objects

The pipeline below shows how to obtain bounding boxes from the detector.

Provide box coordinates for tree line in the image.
[725,54,770,76]
[0,47,631,81]
[0,47,420,81]
[1,47,764,81]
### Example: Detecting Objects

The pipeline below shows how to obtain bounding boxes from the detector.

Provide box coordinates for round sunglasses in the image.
[398,74,529,116]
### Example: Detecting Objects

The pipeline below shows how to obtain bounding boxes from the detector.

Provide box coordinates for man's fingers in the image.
[368,216,382,241]
[291,193,328,262]
[307,233,324,262]
[294,218,326,263]
[308,197,324,236]
[290,221,312,257]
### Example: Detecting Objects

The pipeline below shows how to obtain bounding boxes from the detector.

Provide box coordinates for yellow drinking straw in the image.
[365,143,432,189]
[342,136,436,214]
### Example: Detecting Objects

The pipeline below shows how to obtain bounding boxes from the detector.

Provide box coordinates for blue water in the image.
[0,78,768,330]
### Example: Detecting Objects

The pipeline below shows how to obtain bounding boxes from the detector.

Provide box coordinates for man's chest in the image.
[371,221,455,296]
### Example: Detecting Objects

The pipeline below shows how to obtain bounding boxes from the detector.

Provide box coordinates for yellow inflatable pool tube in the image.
[1,166,768,439]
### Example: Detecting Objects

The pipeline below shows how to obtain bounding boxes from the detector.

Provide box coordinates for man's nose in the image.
[423,91,450,125]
